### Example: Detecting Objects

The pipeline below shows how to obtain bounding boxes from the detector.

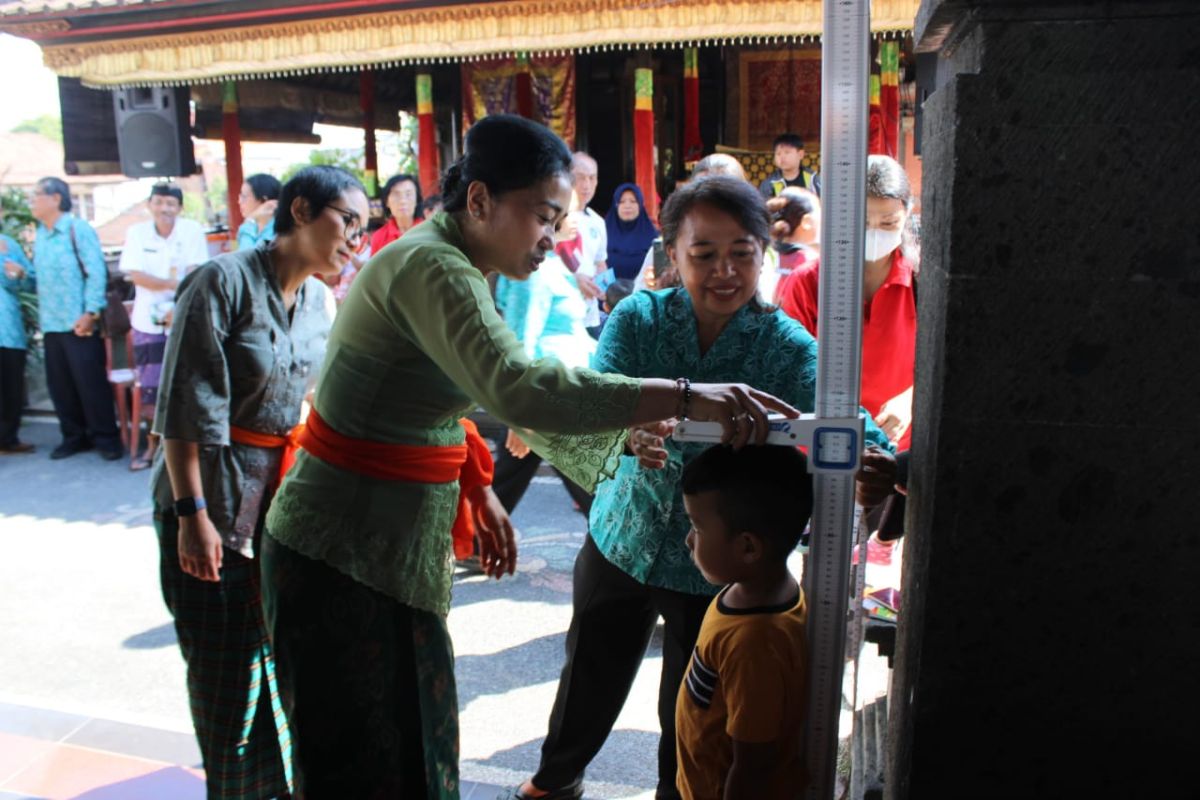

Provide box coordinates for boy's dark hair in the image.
[682,445,813,555]
[422,193,443,215]
[773,133,806,151]
[149,183,183,204]
[604,278,634,312]
[245,173,281,203]
[441,114,572,213]
[274,165,366,235]
[380,173,423,219]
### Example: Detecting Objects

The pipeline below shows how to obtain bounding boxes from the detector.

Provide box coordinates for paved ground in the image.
[0,416,664,798]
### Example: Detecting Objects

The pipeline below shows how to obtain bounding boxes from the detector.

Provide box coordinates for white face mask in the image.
[864,227,903,261]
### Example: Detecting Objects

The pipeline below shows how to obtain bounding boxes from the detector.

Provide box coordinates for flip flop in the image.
[129,456,152,472]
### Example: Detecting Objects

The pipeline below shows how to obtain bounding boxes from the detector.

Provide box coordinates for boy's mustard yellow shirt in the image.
[676,588,809,800]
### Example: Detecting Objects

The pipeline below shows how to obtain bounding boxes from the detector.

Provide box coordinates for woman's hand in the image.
[470,486,518,579]
[252,199,278,225]
[874,386,914,444]
[687,383,799,449]
[505,429,532,459]
[628,420,675,469]
[855,446,897,508]
[178,512,223,582]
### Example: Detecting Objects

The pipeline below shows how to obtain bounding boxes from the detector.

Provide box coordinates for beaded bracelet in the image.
[675,377,692,420]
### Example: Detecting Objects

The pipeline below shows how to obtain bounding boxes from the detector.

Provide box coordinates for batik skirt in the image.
[260,533,460,799]
[133,330,168,409]
[156,511,293,799]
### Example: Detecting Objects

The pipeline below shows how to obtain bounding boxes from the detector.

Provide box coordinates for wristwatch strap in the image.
[173,496,207,517]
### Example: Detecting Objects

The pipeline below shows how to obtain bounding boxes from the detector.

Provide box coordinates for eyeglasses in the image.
[326,204,365,245]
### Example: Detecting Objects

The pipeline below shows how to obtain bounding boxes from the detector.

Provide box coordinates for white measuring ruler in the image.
[678,1,872,796]
[806,0,870,797]
[673,2,871,794]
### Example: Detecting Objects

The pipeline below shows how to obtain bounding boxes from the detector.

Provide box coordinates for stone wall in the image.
[890,2,1200,797]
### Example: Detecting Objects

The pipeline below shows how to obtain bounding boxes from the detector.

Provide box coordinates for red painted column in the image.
[360,69,379,196]
[682,48,702,168]
[416,73,440,199]
[222,81,244,236]
[633,67,657,221]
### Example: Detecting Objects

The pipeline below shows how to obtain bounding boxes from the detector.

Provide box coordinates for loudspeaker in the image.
[59,78,121,175]
[113,86,196,177]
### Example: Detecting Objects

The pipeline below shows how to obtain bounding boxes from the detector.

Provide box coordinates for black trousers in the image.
[492,427,593,517]
[42,331,120,452]
[533,537,713,799]
[0,347,26,447]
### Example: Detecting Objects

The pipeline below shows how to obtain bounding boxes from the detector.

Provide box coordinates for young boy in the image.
[677,444,814,799]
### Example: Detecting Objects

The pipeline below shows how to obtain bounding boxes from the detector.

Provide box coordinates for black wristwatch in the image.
[174,496,207,517]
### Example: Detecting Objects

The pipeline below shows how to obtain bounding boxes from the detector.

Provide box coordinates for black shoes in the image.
[0,442,35,455]
[50,442,93,460]
[49,442,122,461]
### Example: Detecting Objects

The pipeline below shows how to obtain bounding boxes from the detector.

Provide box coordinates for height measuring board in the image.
[672,0,872,796]
[805,0,871,797]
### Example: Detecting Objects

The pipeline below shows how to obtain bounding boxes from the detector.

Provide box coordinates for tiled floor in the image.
[0,701,507,800]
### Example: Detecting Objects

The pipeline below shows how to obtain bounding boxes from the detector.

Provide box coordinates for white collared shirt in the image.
[119,218,209,333]
[575,206,608,327]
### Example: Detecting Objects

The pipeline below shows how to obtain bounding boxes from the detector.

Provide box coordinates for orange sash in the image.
[229,424,302,489]
[294,409,494,559]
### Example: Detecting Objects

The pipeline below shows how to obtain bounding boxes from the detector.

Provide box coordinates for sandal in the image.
[495,784,583,800]
[129,456,152,472]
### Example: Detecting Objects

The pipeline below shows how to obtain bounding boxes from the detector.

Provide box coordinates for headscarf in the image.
[604,183,658,280]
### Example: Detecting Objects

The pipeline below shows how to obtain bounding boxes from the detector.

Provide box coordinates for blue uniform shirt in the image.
[0,234,34,349]
[32,213,107,334]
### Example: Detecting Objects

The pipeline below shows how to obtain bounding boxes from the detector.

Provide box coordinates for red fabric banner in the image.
[461,55,576,147]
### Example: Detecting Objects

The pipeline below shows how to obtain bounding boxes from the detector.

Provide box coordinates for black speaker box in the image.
[112,86,196,177]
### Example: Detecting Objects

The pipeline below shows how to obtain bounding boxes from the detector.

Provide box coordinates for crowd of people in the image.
[0,115,918,800]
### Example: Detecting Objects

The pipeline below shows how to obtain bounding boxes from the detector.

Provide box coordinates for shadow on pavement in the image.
[455,631,567,706]
[70,766,205,799]
[122,623,177,650]
[469,729,663,796]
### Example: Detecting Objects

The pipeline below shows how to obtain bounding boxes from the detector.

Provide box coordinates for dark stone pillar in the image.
[890,2,1200,797]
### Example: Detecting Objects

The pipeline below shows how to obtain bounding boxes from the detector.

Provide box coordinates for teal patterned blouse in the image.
[0,235,33,349]
[32,214,107,334]
[589,287,892,596]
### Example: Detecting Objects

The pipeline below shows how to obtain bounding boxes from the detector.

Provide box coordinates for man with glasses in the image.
[29,177,122,461]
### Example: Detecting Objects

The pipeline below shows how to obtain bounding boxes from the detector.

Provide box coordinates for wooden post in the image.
[222,81,244,236]
[360,69,379,196]
[416,73,440,199]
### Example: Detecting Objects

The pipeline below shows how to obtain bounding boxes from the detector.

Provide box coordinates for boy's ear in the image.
[738,531,764,564]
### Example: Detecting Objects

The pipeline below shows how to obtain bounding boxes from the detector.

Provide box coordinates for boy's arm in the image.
[725,739,783,800]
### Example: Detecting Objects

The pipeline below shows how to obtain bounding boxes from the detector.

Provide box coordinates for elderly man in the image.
[569,152,609,337]
[29,176,122,460]
[119,182,208,469]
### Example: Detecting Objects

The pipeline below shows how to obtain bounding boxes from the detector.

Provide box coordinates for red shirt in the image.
[368,216,421,255]
[777,250,916,449]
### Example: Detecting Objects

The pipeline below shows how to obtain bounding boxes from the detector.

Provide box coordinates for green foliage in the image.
[395,113,419,178]
[1,187,35,244]
[282,148,367,185]
[0,188,40,354]
[10,114,62,142]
